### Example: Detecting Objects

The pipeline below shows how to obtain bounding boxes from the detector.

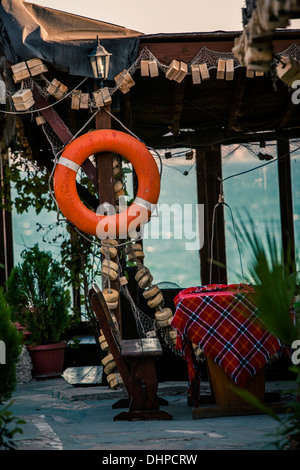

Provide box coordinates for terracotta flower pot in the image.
[27,341,67,379]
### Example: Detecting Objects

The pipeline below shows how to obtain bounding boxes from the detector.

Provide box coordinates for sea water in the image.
[11,146,300,289]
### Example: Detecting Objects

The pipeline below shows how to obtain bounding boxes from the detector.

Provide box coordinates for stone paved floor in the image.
[4,378,297,452]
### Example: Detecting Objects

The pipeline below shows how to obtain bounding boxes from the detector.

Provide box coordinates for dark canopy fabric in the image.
[0,0,142,79]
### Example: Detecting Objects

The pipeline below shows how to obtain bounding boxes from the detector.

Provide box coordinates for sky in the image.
[27,0,300,35]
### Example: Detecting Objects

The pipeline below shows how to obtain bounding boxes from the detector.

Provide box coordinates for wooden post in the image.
[0,148,14,287]
[95,104,122,330]
[277,138,296,272]
[196,146,227,285]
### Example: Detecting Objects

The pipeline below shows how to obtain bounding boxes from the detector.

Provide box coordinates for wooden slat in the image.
[32,85,98,191]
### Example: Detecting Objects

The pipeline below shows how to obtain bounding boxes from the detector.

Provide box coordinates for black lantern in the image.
[89,36,111,82]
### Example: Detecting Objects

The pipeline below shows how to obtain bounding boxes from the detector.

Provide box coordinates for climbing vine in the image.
[0,128,135,348]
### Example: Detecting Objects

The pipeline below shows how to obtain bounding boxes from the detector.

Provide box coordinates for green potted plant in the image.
[0,288,22,402]
[6,244,71,379]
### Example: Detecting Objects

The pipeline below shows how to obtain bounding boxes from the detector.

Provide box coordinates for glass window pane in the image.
[142,150,201,288]
[10,161,63,264]
[12,205,62,264]
[222,143,282,284]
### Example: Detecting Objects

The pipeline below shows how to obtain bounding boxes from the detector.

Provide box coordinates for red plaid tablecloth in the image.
[171,284,281,406]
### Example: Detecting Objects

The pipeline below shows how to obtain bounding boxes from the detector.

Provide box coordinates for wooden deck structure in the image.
[0,2,299,412]
[1,27,300,287]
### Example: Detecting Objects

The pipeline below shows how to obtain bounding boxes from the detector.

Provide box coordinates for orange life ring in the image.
[53,129,160,238]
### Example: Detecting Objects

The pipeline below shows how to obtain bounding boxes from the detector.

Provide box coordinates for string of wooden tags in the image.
[190,63,210,84]
[12,88,35,111]
[165,60,188,83]
[70,90,90,110]
[93,87,112,108]
[71,87,112,110]
[47,78,68,100]
[140,60,159,77]
[70,90,81,110]
[216,59,235,80]
[114,70,135,94]
[11,58,48,83]
[26,58,48,77]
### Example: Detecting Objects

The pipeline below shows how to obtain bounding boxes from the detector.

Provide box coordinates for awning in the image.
[0,0,143,78]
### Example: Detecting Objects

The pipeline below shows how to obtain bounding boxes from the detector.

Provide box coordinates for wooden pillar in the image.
[196,146,227,285]
[95,106,122,330]
[277,138,296,272]
[0,148,14,287]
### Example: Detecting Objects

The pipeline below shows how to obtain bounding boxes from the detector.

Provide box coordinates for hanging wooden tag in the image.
[166,60,180,80]
[93,87,112,107]
[114,70,135,94]
[199,63,210,80]
[71,90,81,110]
[148,60,159,77]
[12,89,35,110]
[11,61,31,83]
[174,62,188,83]
[79,93,89,109]
[35,115,46,125]
[101,87,112,105]
[191,64,201,84]
[141,60,150,76]
[225,59,234,80]
[47,79,68,100]
[217,59,226,79]
[26,58,48,77]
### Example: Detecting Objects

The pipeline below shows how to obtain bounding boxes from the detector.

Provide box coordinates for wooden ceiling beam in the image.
[142,126,300,149]
[32,85,98,191]
[139,30,300,65]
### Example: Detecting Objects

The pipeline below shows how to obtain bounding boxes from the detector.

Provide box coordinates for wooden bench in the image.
[89,284,172,421]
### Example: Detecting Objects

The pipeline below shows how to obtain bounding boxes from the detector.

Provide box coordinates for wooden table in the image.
[171,284,283,418]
